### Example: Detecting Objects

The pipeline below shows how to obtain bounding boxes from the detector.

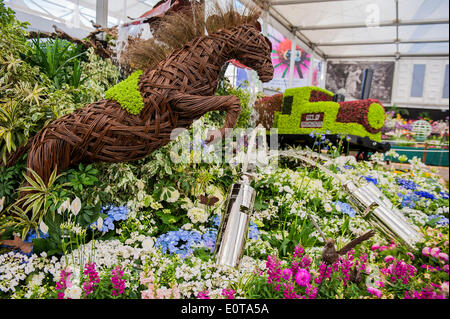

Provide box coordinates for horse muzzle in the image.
[258,67,274,83]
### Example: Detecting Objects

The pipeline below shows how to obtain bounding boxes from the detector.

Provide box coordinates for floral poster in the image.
[263,24,311,92]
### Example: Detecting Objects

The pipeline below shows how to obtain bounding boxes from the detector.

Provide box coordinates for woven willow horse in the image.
[6,22,273,186]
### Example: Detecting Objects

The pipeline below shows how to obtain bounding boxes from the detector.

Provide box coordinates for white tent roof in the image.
[6,0,449,60]
[257,0,449,59]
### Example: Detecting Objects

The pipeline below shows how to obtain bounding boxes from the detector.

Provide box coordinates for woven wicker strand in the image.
[6,23,273,189]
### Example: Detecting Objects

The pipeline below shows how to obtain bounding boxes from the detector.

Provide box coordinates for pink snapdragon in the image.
[281,268,292,280]
[111,266,125,297]
[221,288,235,299]
[56,268,73,299]
[82,262,100,297]
[381,258,417,285]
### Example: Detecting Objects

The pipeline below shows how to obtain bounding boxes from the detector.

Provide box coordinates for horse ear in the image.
[206,14,220,34]
[253,20,262,32]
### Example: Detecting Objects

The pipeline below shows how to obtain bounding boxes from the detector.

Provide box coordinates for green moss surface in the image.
[105,70,144,115]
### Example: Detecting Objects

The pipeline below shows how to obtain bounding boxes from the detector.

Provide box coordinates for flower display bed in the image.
[386,145,449,167]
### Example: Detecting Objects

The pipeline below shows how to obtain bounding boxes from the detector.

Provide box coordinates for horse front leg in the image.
[171,93,241,143]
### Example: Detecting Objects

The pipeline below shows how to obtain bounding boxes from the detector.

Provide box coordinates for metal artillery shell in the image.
[215,181,256,268]
[346,182,423,250]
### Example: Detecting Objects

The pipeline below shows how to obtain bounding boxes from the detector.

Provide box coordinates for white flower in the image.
[142,238,154,251]
[324,203,332,213]
[65,285,82,299]
[97,217,103,230]
[0,196,5,212]
[187,207,209,224]
[182,223,193,230]
[70,197,82,216]
[161,187,180,203]
[39,220,49,234]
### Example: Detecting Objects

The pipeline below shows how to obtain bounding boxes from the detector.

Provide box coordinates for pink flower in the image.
[407,252,415,261]
[430,247,441,258]
[375,281,385,288]
[422,247,432,257]
[281,268,292,280]
[197,290,210,299]
[384,255,395,263]
[295,268,310,287]
[111,266,125,297]
[438,252,448,263]
[367,287,382,298]
[371,245,379,251]
[221,288,235,299]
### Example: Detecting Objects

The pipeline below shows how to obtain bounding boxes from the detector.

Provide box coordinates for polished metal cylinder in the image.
[346,181,423,250]
[215,178,256,268]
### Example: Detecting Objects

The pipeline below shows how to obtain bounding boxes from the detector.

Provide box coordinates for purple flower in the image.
[197,290,210,299]
[295,268,310,287]
[281,268,292,280]
[221,288,235,299]
[111,266,125,296]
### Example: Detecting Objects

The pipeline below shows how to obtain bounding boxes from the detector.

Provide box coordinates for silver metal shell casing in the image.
[215,179,256,268]
[343,180,423,250]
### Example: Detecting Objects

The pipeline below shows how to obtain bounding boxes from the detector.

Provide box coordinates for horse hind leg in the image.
[24,136,71,194]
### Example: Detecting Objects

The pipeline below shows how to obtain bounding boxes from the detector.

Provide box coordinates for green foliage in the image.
[0,100,27,163]
[10,167,67,239]
[105,70,144,115]
[215,78,253,128]
[66,163,99,193]
[0,158,25,206]
[27,36,86,89]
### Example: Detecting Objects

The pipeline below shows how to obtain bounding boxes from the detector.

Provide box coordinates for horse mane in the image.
[120,0,261,72]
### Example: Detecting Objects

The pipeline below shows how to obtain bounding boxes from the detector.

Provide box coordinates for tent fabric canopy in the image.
[258,0,449,59]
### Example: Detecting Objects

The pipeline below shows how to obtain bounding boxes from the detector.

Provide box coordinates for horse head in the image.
[229,23,274,83]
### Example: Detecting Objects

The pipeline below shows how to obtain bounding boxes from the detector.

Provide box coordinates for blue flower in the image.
[397,192,419,208]
[439,191,449,200]
[202,228,218,252]
[428,214,449,226]
[364,176,378,185]
[343,165,354,170]
[334,201,356,218]
[155,229,203,259]
[396,178,418,190]
[212,214,221,227]
[91,205,129,233]
[414,190,435,200]
[248,222,259,240]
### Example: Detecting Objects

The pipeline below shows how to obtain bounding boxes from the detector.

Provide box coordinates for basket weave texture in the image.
[9,23,273,186]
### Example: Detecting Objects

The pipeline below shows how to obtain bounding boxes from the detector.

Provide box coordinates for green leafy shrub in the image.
[27,36,86,89]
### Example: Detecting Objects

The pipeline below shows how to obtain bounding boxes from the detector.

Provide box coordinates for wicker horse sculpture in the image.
[6,22,273,187]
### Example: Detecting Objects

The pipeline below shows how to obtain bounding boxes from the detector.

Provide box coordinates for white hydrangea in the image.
[187,207,209,224]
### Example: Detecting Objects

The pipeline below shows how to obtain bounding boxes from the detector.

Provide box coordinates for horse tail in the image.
[2,135,36,168]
